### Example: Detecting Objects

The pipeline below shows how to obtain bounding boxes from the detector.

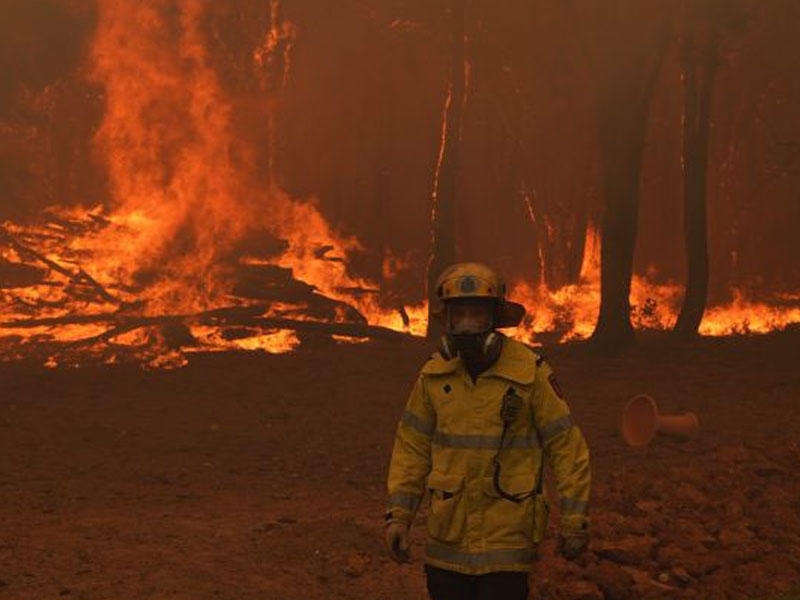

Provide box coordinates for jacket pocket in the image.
[481,474,536,547]
[427,472,466,544]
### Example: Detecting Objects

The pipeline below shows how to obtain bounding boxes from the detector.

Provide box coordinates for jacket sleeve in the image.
[385,373,435,527]
[531,359,591,534]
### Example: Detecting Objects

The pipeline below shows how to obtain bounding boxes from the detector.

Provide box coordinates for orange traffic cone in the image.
[621,394,699,447]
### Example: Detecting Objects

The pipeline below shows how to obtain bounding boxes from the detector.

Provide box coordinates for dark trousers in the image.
[425,564,529,600]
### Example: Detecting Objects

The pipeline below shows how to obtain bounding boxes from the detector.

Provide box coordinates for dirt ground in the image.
[1,331,799,600]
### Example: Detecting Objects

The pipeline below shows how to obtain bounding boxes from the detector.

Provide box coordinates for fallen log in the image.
[0,312,119,329]
[0,227,119,304]
[1,306,415,345]
[230,316,411,341]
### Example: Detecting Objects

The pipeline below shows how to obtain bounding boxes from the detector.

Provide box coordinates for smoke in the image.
[0,0,90,109]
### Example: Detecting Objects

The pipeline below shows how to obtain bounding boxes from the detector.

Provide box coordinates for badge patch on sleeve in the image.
[548,373,565,399]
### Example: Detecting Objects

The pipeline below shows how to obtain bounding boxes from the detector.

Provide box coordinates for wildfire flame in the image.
[505,226,799,344]
[0,1,797,368]
[89,0,255,315]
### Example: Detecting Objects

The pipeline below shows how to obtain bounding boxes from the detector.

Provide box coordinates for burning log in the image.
[231,264,369,324]
[242,316,409,341]
[0,313,116,331]
[232,263,316,300]
[1,304,411,344]
[62,318,196,351]
[0,227,119,304]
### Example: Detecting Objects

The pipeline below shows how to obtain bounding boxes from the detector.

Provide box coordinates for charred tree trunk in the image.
[376,36,401,299]
[520,185,549,287]
[591,102,652,348]
[674,4,719,338]
[426,0,467,339]
[587,4,671,349]
[566,209,589,283]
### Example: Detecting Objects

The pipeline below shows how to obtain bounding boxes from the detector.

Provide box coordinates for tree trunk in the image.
[567,209,589,284]
[426,0,467,339]
[674,4,718,338]
[591,62,667,348]
[591,111,647,347]
[587,3,672,349]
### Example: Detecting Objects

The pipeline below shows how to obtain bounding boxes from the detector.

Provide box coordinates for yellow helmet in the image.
[435,262,505,301]
[434,262,525,328]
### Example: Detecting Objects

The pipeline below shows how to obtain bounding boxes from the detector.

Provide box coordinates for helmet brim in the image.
[495,300,526,328]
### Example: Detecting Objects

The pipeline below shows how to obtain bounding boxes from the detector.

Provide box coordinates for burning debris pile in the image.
[0,0,425,369]
[0,204,424,368]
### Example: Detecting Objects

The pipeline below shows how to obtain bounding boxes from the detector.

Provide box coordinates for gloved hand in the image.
[557,530,589,560]
[385,522,411,563]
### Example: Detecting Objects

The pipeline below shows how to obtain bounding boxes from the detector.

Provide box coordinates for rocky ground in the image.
[1,330,799,599]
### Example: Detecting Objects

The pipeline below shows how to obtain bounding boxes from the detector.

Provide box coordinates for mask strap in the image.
[482,332,497,354]
[439,335,455,360]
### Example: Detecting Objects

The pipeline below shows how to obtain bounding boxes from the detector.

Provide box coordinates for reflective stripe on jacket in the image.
[385,337,591,575]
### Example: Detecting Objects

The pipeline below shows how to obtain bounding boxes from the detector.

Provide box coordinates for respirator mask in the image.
[439,299,502,365]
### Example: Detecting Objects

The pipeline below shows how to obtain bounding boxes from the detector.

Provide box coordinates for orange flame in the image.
[699,290,800,335]
[0,0,424,365]
[0,3,797,368]
[506,225,797,343]
[87,0,258,315]
[87,0,425,335]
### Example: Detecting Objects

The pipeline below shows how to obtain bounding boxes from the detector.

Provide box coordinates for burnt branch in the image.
[1,305,413,344]
[0,227,119,305]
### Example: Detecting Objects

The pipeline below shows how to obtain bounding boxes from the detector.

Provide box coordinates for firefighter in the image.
[384,262,591,599]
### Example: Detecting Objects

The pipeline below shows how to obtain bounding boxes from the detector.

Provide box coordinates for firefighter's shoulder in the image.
[516,340,547,367]
[420,351,458,376]
[505,337,546,366]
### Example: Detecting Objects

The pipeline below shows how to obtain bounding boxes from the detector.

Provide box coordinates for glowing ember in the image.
[0,323,108,345]
[231,329,300,354]
[188,325,299,354]
[332,334,370,345]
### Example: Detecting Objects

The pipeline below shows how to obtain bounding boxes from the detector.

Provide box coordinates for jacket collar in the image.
[480,337,536,384]
[421,337,536,385]
[421,353,460,375]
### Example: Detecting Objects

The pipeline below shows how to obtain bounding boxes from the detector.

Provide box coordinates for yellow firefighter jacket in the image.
[385,337,591,575]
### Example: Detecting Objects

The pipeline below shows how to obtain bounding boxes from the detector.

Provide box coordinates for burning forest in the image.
[0,0,798,368]
[1,1,800,599]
